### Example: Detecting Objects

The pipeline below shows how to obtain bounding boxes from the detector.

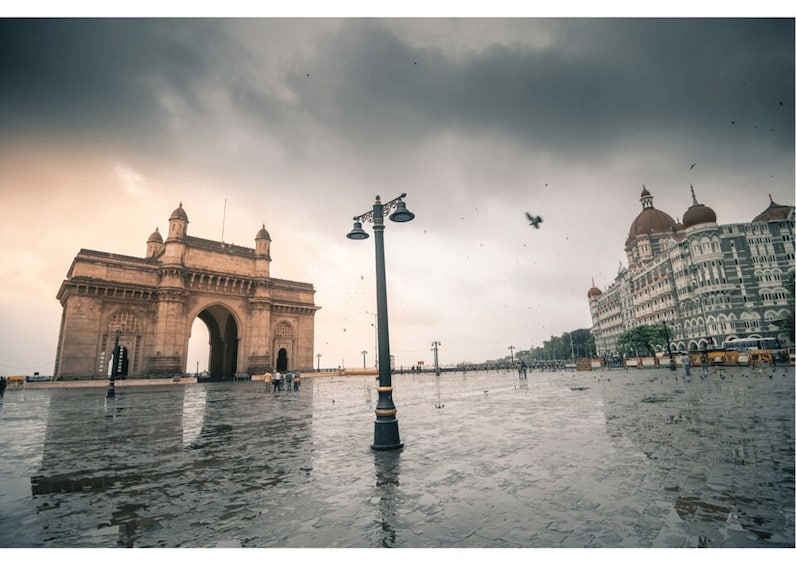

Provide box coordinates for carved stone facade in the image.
[588,189,794,356]
[54,203,319,379]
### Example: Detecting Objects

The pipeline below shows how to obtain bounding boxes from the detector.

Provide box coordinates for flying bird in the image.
[525,212,543,229]
[690,163,696,170]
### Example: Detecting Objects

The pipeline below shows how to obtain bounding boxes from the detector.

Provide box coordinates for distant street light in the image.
[316,353,322,373]
[362,350,368,369]
[347,194,414,451]
[431,341,442,376]
[508,345,515,366]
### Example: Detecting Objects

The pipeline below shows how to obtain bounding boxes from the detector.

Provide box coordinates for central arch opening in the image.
[189,305,239,381]
[187,319,210,377]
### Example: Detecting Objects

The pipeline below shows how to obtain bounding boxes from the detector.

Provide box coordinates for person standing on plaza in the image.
[293,371,301,391]
[683,354,691,377]
[0,376,6,398]
[264,372,272,392]
[285,370,293,391]
[701,353,709,377]
[274,370,282,392]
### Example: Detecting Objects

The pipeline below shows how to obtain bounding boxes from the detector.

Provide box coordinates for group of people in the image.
[264,370,301,392]
[682,353,709,378]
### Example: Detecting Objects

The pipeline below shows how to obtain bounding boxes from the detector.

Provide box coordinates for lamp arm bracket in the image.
[354,193,407,224]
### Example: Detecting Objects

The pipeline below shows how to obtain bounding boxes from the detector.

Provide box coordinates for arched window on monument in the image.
[107,311,140,333]
[275,321,293,338]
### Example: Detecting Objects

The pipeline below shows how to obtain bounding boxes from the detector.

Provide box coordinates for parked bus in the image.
[724,337,781,353]
[724,337,782,365]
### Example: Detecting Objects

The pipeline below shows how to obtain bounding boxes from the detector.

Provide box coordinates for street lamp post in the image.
[508,345,515,367]
[362,350,368,369]
[347,194,414,451]
[316,353,322,373]
[107,329,121,399]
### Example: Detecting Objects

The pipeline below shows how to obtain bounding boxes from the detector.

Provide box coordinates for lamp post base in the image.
[372,419,403,451]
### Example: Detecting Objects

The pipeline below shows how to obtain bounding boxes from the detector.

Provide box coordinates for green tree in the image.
[570,328,594,358]
[526,328,594,361]
[617,324,667,357]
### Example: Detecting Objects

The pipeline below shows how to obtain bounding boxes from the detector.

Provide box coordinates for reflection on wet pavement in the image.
[0,367,793,547]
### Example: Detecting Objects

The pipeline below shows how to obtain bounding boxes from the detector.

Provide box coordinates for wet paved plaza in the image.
[0,366,793,548]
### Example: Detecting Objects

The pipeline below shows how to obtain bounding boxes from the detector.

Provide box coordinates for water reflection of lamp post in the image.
[107,329,122,398]
[374,450,401,547]
[347,194,414,451]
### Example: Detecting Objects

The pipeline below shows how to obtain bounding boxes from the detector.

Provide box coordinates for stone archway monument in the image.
[54,203,320,380]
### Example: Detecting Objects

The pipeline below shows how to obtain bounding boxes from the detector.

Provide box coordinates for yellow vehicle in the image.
[707,350,739,366]
[6,376,25,390]
[749,350,773,366]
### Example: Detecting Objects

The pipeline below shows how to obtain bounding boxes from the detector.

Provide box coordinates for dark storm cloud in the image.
[0,19,225,150]
[283,18,793,156]
[0,18,792,171]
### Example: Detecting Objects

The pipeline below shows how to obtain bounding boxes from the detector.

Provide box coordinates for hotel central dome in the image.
[625,187,677,247]
[681,185,717,229]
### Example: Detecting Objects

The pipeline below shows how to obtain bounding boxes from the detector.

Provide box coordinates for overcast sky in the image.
[0,13,793,375]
